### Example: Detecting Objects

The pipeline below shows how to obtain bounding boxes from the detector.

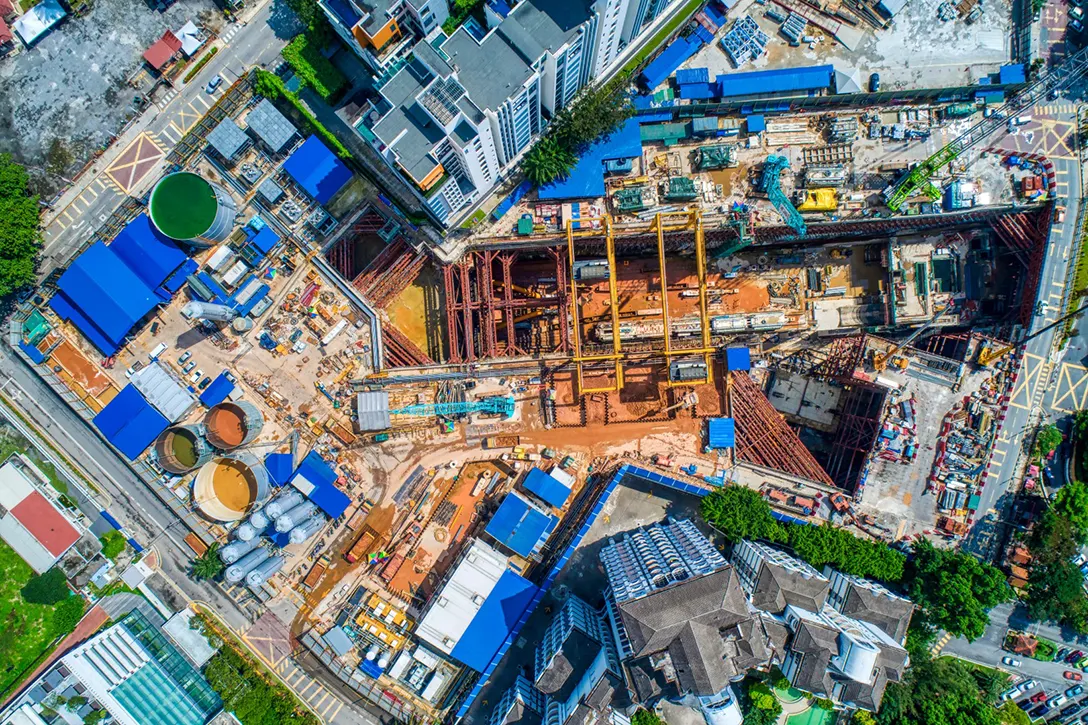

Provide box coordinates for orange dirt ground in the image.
[51,339,116,398]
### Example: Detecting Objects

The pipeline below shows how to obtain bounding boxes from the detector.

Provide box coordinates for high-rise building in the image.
[731,539,830,614]
[319,0,450,81]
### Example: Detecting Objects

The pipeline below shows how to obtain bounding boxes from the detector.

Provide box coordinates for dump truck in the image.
[346,531,376,563]
[303,557,329,590]
[483,435,520,449]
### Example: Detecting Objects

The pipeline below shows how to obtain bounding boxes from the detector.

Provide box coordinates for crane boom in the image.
[391,395,515,418]
[885,47,1088,211]
[977,302,1088,366]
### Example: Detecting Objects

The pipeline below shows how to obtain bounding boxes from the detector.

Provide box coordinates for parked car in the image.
[125,360,144,378]
[1063,702,1084,718]
[182,360,197,373]
[1061,648,1073,661]
[198,376,213,391]
[1021,679,1039,693]
[1018,697,1034,710]
[1073,18,1085,32]
[1002,687,1021,701]
[1068,685,1084,698]
[1031,704,1051,719]
[1070,651,1086,663]
[189,368,203,384]
[206,75,223,93]
[1050,694,1069,709]
[1033,691,1051,704]
[178,350,192,364]
[1003,656,1023,667]
[1066,672,1084,681]
[869,72,880,92]
[1072,5,1085,18]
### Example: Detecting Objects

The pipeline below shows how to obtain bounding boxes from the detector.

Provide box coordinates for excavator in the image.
[871,303,953,372]
[976,301,1088,367]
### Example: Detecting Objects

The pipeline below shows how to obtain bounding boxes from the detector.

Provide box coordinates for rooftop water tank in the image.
[225,547,270,583]
[246,555,286,587]
[149,172,238,246]
[154,424,214,474]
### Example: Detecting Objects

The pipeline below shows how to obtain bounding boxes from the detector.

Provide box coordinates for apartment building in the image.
[345,0,691,226]
[732,539,830,614]
[319,0,449,81]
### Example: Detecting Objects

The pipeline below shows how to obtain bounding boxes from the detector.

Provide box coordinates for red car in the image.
[1031,691,1049,704]
[1065,671,1084,681]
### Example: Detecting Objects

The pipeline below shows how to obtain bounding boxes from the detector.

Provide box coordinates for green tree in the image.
[852,713,878,725]
[631,709,663,725]
[738,680,781,725]
[522,138,578,186]
[53,594,86,634]
[1054,480,1088,543]
[1030,509,1080,565]
[83,711,107,725]
[699,486,786,544]
[205,647,320,725]
[98,530,126,561]
[786,523,905,582]
[66,696,88,711]
[191,544,225,581]
[998,701,1033,725]
[0,153,43,296]
[904,539,1012,641]
[877,656,1004,725]
[1074,409,1088,441]
[1025,559,1088,634]
[1035,423,1063,458]
[21,567,71,605]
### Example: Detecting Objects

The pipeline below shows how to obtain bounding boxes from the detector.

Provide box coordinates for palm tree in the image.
[191,544,224,581]
[523,138,576,186]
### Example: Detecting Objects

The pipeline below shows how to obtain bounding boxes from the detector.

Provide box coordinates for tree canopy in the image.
[205,646,319,725]
[1024,507,1088,633]
[21,567,71,605]
[787,522,905,582]
[904,539,1012,641]
[1053,480,1088,543]
[191,544,225,581]
[98,530,126,561]
[738,679,781,725]
[876,656,1007,725]
[0,154,42,297]
[700,486,786,544]
[1034,423,1063,458]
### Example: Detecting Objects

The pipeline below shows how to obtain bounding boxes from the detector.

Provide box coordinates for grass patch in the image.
[1064,209,1088,341]
[184,47,220,84]
[1032,637,1058,661]
[460,208,487,229]
[282,33,347,103]
[616,0,705,81]
[0,541,85,700]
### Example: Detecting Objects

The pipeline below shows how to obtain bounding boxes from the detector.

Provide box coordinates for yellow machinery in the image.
[872,303,951,372]
[796,188,838,212]
[977,301,1088,366]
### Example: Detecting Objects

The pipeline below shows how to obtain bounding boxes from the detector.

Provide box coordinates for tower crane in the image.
[976,301,1088,366]
[759,155,807,236]
[885,47,1088,211]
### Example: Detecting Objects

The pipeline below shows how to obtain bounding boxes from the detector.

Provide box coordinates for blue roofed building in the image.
[707,418,735,449]
[109,214,187,291]
[92,385,170,460]
[416,539,539,672]
[485,492,558,558]
[521,468,572,509]
[291,450,351,518]
[283,136,353,205]
[715,65,834,100]
[198,372,235,408]
[264,452,295,486]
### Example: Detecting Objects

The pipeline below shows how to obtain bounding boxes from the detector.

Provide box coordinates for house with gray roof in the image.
[825,570,914,645]
[732,539,831,614]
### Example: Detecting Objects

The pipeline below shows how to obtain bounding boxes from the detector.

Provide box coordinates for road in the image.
[38,0,300,275]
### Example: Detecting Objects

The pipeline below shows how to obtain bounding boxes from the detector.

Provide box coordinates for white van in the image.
[149,342,168,359]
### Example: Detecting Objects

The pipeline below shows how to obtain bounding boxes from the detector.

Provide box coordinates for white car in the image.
[1048,693,1068,708]
[1019,679,1038,693]
[1002,656,1022,667]
[189,368,204,384]
[1000,686,1020,701]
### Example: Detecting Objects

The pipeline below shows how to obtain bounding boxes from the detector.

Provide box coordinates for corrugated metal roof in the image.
[355,391,391,432]
[450,568,537,671]
[640,35,703,90]
[485,492,557,557]
[206,118,249,160]
[131,362,196,423]
[92,385,169,460]
[198,372,234,408]
[246,99,298,153]
[715,65,833,99]
[323,626,354,657]
[707,418,735,449]
[521,467,570,509]
[725,347,751,371]
[110,214,187,291]
[264,453,294,486]
[291,451,350,518]
[283,136,352,205]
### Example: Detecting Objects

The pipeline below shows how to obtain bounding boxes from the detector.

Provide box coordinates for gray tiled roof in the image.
[750,561,830,614]
[441,28,533,112]
[535,628,601,700]
[247,99,298,153]
[838,584,914,644]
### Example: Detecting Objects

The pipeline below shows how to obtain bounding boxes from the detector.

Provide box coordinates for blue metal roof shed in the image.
[708,418,736,449]
[676,67,710,85]
[49,242,162,355]
[538,118,641,200]
[198,372,235,408]
[640,35,703,90]
[747,114,766,133]
[999,64,1026,85]
[716,65,834,99]
[485,492,558,558]
[264,452,295,487]
[725,347,751,371]
[450,569,537,671]
[93,385,169,460]
[291,450,350,518]
[109,214,187,290]
[522,468,571,509]
[283,136,352,205]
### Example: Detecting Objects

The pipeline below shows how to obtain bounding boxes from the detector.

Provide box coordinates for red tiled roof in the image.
[0,17,11,44]
[142,30,182,70]
[0,0,13,19]
[10,491,81,557]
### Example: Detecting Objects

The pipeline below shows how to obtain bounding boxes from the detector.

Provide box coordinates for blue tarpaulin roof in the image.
[747,114,766,133]
[291,450,350,517]
[708,418,735,449]
[450,569,538,671]
[522,468,570,509]
[679,82,717,99]
[538,118,642,200]
[50,242,162,355]
[93,385,169,460]
[999,64,1026,85]
[676,67,709,85]
[198,372,234,407]
[716,65,834,99]
[492,180,534,221]
[162,259,199,295]
[726,347,751,371]
[109,214,186,290]
[485,492,557,557]
[640,35,704,90]
[283,136,352,204]
[246,225,280,256]
[264,452,295,486]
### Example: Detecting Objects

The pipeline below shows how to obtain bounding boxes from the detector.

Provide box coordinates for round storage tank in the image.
[154,425,213,474]
[248,507,270,531]
[245,555,285,587]
[192,453,271,522]
[275,501,318,533]
[204,401,265,450]
[265,491,305,519]
[149,172,237,246]
[232,317,255,333]
[220,536,262,565]
[226,547,270,583]
[235,522,258,542]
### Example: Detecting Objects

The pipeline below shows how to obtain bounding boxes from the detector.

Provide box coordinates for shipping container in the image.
[483,435,521,449]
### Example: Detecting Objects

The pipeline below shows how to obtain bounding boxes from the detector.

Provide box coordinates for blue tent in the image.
[725,347,751,371]
[538,118,642,200]
[521,468,570,509]
[283,136,352,204]
[109,214,186,290]
[93,385,169,460]
[50,242,162,355]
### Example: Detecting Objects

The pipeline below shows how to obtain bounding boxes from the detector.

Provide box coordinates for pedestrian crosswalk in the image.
[156,88,178,110]
[220,24,241,44]
[1034,102,1078,116]
[930,631,954,655]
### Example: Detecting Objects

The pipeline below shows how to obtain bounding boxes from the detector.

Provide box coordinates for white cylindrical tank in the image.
[225,547,270,583]
[288,514,327,544]
[235,522,258,542]
[232,317,255,333]
[245,555,286,587]
[366,646,379,661]
[377,653,390,669]
[149,172,238,246]
[266,491,305,519]
[220,536,262,564]
[248,507,269,531]
[275,501,318,532]
[182,301,238,322]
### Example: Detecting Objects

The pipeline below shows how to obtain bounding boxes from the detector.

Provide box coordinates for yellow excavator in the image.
[977,301,1088,367]
[872,303,953,372]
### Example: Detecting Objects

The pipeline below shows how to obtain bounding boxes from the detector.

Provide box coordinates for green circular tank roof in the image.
[149,172,219,240]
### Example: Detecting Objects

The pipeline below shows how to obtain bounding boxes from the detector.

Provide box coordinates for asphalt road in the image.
[38,0,299,275]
